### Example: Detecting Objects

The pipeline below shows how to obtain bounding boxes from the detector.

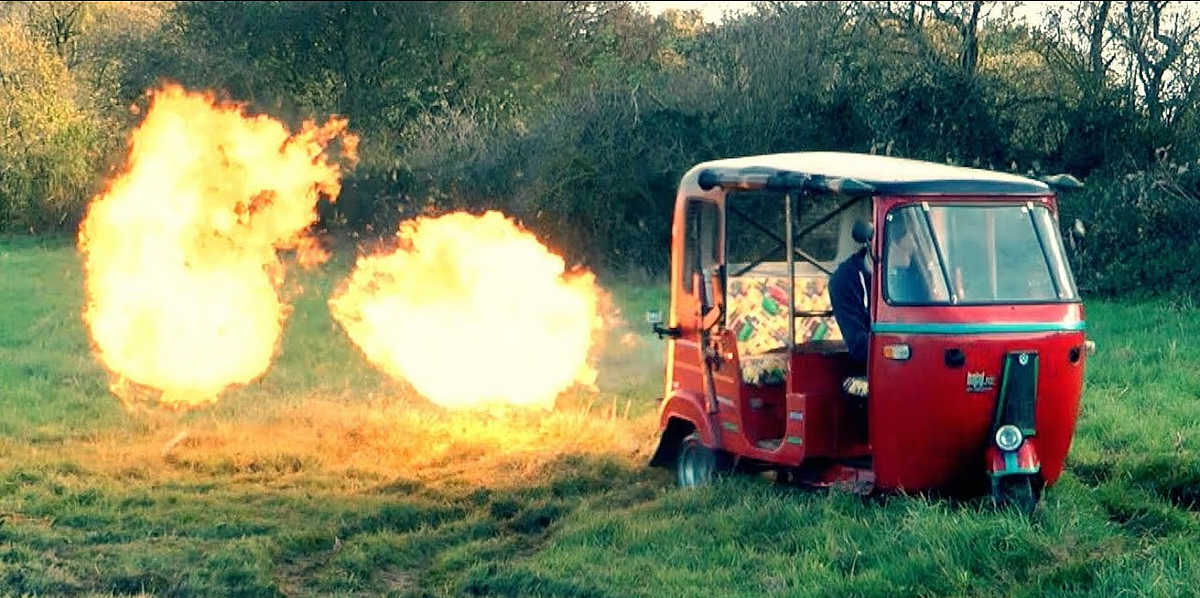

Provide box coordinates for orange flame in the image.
[329,211,603,410]
[78,84,357,408]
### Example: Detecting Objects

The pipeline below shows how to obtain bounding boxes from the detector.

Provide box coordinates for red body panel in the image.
[661,338,719,447]
[875,301,1085,328]
[869,328,1084,491]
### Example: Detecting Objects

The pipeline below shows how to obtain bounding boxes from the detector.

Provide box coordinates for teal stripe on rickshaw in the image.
[871,321,1086,335]
[1003,450,1018,473]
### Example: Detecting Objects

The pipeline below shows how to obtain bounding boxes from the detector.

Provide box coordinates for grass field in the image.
[2,235,1199,598]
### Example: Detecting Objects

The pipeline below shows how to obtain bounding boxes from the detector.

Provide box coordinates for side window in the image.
[794,195,844,265]
[682,200,720,295]
[726,192,850,270]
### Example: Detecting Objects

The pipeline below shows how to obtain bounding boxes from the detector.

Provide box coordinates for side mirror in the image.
[647,309,680,340]
[646,310,663,326]
[852,220,874,245]
[1065,218,1086,254]
[1040,173,1085,191]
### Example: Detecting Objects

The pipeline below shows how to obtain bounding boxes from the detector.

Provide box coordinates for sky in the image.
[639,1,755,23]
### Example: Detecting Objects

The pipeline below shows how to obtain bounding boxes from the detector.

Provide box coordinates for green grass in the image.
[2,235,1199,598]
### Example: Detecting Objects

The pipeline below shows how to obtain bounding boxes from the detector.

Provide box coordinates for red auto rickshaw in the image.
[647,152,1093,511]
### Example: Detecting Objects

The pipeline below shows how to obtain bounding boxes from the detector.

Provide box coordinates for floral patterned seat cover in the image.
[726,263,844,385]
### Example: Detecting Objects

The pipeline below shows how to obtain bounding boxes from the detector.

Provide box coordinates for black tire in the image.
[992,474,1041,516]
[675,433,732,488]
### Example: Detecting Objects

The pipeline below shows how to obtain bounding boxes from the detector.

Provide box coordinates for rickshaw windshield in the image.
[884,203,1079,305]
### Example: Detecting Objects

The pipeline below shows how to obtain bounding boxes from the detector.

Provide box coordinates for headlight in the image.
[995,424,1023,451]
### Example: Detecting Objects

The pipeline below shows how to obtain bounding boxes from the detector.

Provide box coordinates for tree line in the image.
[3,1,1200,295]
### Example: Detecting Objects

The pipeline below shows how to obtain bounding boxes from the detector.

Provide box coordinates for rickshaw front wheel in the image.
[676,433,732,488]
[992,474,1042,516]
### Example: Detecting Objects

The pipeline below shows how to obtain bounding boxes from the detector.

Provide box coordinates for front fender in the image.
[648,391,718,468]
[658,390,717,444]
[986,439,1041,479]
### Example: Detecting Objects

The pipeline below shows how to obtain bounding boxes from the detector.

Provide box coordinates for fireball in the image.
[78,84,357,408]
[329,211,603,410]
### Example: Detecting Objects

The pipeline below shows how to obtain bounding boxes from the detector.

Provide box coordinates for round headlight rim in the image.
[995,424,1024,451]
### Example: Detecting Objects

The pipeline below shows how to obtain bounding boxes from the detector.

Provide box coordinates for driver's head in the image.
[850,219,875,274]
[888,213,917,261]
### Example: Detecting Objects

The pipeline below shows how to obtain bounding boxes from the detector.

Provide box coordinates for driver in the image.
[829,221,872,399]
[885,214,933,303]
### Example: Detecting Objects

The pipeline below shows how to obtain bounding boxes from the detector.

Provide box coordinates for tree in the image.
[0,21,103,232]
[8,1,91,65]
[1032,1,1141,172]
[869,1,996,77]
[1112,0,1200,150]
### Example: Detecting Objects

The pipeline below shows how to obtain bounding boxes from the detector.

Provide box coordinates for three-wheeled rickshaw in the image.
[647,152,1092,511]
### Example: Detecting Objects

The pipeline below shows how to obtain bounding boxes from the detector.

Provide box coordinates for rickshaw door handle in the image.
[944,348,966,368]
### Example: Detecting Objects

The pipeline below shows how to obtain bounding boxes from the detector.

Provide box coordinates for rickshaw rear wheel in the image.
[675,433,732,488]
[992,474,1042,516]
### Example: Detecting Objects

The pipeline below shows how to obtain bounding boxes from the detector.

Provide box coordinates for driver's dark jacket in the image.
[829,250,871,364]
